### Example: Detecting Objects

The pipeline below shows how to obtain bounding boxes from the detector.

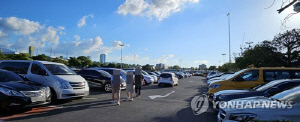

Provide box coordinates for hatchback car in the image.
[158,72,178,87]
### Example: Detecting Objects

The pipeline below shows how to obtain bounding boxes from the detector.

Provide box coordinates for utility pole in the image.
[119,44,124,69]
[227,13,231,63]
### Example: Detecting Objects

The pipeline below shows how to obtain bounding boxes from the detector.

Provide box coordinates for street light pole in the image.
[227,13,231,63]
[119,44,124,69]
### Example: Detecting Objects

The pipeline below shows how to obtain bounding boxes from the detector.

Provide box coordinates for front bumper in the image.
[59,87,89,99]
[0,96,31,110]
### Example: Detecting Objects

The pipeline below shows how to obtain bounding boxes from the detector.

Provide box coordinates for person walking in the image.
[126,71,134,101]
[111,69,121,105]
[135,67,144,97]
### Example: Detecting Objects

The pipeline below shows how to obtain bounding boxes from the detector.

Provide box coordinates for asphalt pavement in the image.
[0,76,218,122]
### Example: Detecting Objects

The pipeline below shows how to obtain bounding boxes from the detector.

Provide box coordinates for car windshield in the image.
[142,71,149,75]
[271,86,300,103]
[0,71,23,82]
[225,69,247,80]
[44,64,76,75]
[98,70,112,77]
[256,80,285,91]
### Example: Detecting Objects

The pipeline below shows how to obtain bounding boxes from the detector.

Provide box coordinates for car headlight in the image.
[57,79,71,89]
[229,113,256,121]
[0,87,25,97]
[210,84,221,89]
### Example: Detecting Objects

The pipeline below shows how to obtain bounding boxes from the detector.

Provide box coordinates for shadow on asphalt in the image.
[2,99,116,121]
[152,76,218,122]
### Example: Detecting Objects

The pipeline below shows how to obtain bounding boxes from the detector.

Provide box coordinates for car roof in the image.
[0,60,64,65]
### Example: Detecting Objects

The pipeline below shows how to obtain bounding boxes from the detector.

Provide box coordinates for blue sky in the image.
[0,0,299,68]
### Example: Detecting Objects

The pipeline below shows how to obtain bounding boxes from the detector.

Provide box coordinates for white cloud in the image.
[117,0,199,21]
[74,35,80,41]
[0,17,43,35]
[117,0,149,15]
[154,54,175,64]
[0,17,64,52]
[194,60,209,64]
[78,14,94,28]
[124,54,149,64]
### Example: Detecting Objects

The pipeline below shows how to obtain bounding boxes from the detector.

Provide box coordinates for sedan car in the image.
[218,86,300,122]
[0,69,51,112]
[213,79,300,109]
[77,69,126,92]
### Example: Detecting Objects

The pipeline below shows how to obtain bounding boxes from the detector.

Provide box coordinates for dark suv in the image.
[77,69,113,92]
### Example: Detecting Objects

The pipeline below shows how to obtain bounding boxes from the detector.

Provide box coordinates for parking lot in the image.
[0,76,217,122]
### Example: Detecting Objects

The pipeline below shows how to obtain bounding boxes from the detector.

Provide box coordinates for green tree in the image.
[235,41,284,69]
[52,58,69,65]
[208,66,217,70]
[272,29,300,67]
[6,53,32,60]
[68,57,81,67]
[32,54,51,61]
[172,65,181,69]
[142,64,152,71]
[77,56,92,67]
[0,52,6,60]
[107,63,117,68]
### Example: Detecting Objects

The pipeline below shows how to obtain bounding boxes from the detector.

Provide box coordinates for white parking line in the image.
[82,97,97,100]
[149,91,175,99]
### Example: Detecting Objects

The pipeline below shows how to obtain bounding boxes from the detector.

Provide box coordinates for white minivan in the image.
[158,72,178,87]
[0,60,89,101]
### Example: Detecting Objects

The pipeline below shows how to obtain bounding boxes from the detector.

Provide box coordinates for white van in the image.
[0,60,89,101]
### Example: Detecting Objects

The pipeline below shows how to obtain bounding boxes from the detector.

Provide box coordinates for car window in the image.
[0,62,30,74]
[160,74,172,78]
[31,64,46,75]
[44,64,75,75]
[234,70,259,81]
[263,70,291,82]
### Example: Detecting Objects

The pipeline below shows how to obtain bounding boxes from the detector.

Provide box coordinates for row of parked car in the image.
[0,60,192,112]
[205,68,300,122]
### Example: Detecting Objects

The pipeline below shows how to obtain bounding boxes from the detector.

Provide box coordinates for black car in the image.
[77,69,114,92]
[0,69,51,112]
[213,79,300,109]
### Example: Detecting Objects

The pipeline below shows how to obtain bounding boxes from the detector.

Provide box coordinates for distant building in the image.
[100,54,106,63]
[156,63,168,70]
[199,64,207,70]
[0,48,18,54]
[87,56,91,60]
[29,46,34,57]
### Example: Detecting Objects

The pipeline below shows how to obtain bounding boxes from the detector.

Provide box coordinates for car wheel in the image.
[104,83,112,92]
[158,83,161,87]
[50,88,58,104]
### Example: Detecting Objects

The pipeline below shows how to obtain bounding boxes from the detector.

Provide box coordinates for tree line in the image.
[212,28,300,72]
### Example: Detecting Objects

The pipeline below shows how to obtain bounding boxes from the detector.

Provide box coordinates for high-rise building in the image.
[100,54,106,63]
[156,63,168,70]
[29,46,34,57]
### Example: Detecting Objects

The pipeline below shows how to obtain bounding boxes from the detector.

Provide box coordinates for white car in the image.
[125,70,154,85]
[158,72,178,87]
[218,86,300,122]
[0,60,89,102]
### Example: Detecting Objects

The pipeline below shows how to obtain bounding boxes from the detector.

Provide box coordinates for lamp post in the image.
[227,13,231,63]
[119,44,124,69]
